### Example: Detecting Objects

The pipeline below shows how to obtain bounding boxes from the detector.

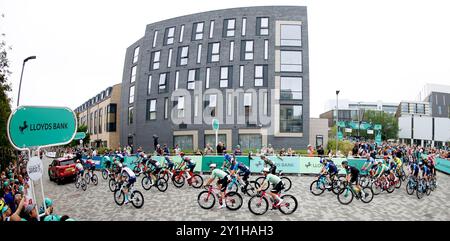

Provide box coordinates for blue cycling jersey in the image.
[224,154,232,162]
[422,165,430,175]
[231,162,250,172]
[164,156,173,164]
[326,162,338,173]
[411,164,419,174]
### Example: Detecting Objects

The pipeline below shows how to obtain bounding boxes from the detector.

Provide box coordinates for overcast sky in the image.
[1,0,450,118]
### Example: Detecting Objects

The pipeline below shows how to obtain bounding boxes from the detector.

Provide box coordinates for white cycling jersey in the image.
[122,167,136,178]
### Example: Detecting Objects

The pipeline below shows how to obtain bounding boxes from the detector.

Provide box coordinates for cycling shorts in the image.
[186,163,196,171]
[271,181,284,194]
[218,175,230,192]
[350,174,359,184]
[126,176,136,188]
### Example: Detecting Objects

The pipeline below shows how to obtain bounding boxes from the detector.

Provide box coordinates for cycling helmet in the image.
[418,162,423,166]
[0,199,5,211]
[341,161,348,166]
[65,218,76,221]
[262,167,270,173]
[118,163,123,168]
[44,198,53,207]
[209,163,217,168]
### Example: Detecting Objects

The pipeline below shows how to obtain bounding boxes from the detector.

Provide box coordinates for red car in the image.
[48,157,77,184]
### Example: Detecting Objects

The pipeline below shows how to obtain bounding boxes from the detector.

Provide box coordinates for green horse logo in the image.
[19,121,28,134]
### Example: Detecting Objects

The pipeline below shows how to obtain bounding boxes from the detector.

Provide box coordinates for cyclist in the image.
[409,161,420,181]
[163,156,175,178]
[260,155,276,175]
[229,159,251,191]
[203,163,230,209]
[178,152,196,183]
[146,155,162,184]
[222,153,234,171]
[427,155,436,177]
[85,157,96,181]
[75,160,84,180]
[341,161,367,199]
[374,160,389,185]
[419,162,431,185]
[120,165,136,205]
[361,153,376,172]
[256,167,284,207]
[103,155,112,169]
[393,155,403,178]
[319,158,338,188]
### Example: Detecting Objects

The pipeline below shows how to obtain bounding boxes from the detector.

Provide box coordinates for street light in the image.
[17,56,36,107]
[336,90,340,157]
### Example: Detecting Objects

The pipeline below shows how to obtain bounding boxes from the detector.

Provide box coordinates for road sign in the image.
[337,131,343,140]
[27,156,43,181]
[74,132,86,140]
[212,118,219,130]
[7,106,77,150]
[374,124,382,130]
[345,128,352,133]
[367,129,374,134]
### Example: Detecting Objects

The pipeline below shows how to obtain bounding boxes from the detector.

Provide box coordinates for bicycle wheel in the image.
[92,174,98,186]
[141,176,153,190]
[430,178,436,191]
[279,194,298,215]
[190,175,203,188]
[426,183,431,196]
[401,170,406,181]
[159,171,169,182]
[337,187,354,205]
[248,196,269,215]
[109,179,117,192]
[371,181,382,195]
[387,181,395,193]
[244,181,260,196]
[416,181,425,199]
[156,178,168,192]
[361,187,374,203]
[255,177,269,191]
[395,178,402,189]
[85,173,90,184]
[81,178,87,191]
[133,166,141,177]
[406,179,415,195]
[359,176,369,188]
[332,179,345,195]
[173,175,185,188]
[281,177,292,192]
[225,192,243,211]
[114,190,125,206]
[102,170,108,180]
[75,176,80,189]
[131,190,144,208]
[309,180,325,196]
[197,190,215,209]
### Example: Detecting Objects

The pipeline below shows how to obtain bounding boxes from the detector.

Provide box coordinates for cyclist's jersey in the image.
[75,163,83,171]
[224,154,233,163]
[422,166,431,176]
[164,156,173,165]
[262,158,274,167]
[264,174,281,185]
[147,158,161,168]
[393,157,402,166]
[411,163,419,175]
[376,164,388,175]
[211,169,228,179]
[103,156,111,162]
[230,162,250,173]
[365,157,375,164]
[325,162,338,174]
[183,157,195,165]
[86,159,95,166]
[345,166,359,177]
[122,167,136,178]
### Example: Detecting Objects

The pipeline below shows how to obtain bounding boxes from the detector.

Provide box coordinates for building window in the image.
[280,105,303,133]
[227,93,232,116]
[178,46,189,66]
[207,94,217,117]
[173,135,193,150]
[438,105,442,115]
[177,96,185,118]
[164,27,175,45]
[159,73,168,93]
[164,97,169,119]
[192,22,204,40]
[194,95,199,117]
[229,41,234,61]
[128,106,134,124]
[133,46,139,63]
[239,134,262,150]
[129,86,135,104]
[152,30,158,48]
[223,19,236,37]
[94,110,98,134]
[208,42,220,63]
[280,50,302,72]
[197,44,202,64]
[147,75,152,95]
[174,71,179,90]
[254,65,267,87]
[239,65,244,87]
[241,40,254,60]
[242,18,247,36]
[167,48,173,68]
[146,99,157,120]
[209,20,214,38]
[244,93,252,124]
[106,104,116,132]
[257,17,269,36]
[281,24,302,46]
[187,69,199,90]
[206,67,210,89]
[280,77,302,100]
[264,40,269,60]
[130,66,137,83]
[151,51,160,70]
[179,25,184,42]
[220,66,232,88]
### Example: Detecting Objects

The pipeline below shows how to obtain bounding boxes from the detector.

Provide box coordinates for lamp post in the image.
[336,90,340,157]
[17,56,36,107]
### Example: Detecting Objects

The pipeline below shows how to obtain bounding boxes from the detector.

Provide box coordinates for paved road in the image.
[34,156,450,221]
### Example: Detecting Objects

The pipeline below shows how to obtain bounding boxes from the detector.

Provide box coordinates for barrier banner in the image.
[249,156,300,174]
[436,158,450,174]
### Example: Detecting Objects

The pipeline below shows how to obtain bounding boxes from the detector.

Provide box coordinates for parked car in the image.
[48,157,77,184]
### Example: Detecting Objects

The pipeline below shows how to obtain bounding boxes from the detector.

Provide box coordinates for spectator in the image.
[307,144,315,157]
[287,148,295,156]
[266,144,275,155]
[317,145,325,157]
[217,142,225,155]
[204,144,214,155]
[260,145,268,155]
[92,148,97,157]
[233,145,242,156]
[174,144,181,156]
[279,148,286,156]
[156,144,163,156]
[163,144,170,156]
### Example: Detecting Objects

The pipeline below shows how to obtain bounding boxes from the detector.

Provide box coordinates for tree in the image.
[362,110,398,140]
[66,125,90,147]
[0,14,13,168]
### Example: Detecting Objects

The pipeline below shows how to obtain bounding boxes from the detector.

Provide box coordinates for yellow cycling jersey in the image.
[394,157,402,166]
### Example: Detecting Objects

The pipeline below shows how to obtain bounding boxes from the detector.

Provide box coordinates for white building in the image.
[324,100,399,114]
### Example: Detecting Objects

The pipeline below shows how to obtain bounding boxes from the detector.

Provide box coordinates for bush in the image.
[96,147,109,155]
[327,139,354,156]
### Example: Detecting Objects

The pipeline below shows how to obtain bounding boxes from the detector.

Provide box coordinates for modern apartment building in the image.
[120,6,309,152]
